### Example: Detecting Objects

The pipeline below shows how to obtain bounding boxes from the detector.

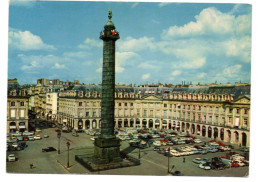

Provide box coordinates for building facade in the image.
[7,89,29,133]
[57,85,250,147]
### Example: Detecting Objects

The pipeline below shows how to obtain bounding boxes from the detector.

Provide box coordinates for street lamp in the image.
[57,131,61,154]
[138,145,141,159]
[167,147,170,173]
[66,141,70,168]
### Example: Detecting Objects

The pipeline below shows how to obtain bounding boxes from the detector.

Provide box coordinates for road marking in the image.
[139,156,168,169]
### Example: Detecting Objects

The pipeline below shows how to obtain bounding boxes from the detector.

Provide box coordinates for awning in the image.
[19,126,26,129]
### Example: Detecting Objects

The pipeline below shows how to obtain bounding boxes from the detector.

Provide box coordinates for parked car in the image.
[12,143,18,148]
[34,135,41,140]
[154,146,160,151]
[234,160,246,167]
[23,131,34,136]
[55,129,61,132]
[240,147,249,152]
[8,154,16,162]
[199,162,211,170]
[28,136,34,141]
[44,133,49,138]
[232,161,240,167]
[169,171,183,176]
[153,141,161,146]
[42,147,57,152]
[192,157,210,164]
[18,142,28,149]
[23,137,29,141]
[194,139,202,143]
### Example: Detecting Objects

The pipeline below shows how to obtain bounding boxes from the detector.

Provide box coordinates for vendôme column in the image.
[93,9,122,164]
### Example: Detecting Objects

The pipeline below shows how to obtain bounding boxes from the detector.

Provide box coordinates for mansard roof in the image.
[64,85,250,100]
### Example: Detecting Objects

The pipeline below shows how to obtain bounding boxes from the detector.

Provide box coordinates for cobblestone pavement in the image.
[6,127,249,177]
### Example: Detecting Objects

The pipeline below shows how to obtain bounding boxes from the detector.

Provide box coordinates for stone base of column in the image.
[93,137,122,164]
[75,138,140,171]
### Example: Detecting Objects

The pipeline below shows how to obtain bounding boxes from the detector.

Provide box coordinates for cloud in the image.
[9,29,56,51]
[63,51,90,58]
[78,38,102,49]
[158,2,172,8]
[172,70,182,76]
[197,72,207,78]
[52,63,66,69]
[10,0,35,8]
[141,73,150,80]
[221,64,242,78]
[161,7,251,39]
[118,36,155,52]
[138,61,160,70]
[18,54,68,71]
[131,2,139,8]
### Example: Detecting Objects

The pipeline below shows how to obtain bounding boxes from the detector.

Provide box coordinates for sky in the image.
[7,1,252,85]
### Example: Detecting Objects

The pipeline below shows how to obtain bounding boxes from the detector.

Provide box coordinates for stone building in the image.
[7,79,29,133]
[57,84,250,147]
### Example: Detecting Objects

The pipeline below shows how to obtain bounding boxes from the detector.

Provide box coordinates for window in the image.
[86,111,89,117]
[20,110,25,118]
[130,103,133,107]
[193,105,196,110]
[237,109,240,114]
[11,102,15,106]
[93,111,96,117]
[244,118,248,125]
[164,104,167,108]
[143,110,147,117]
[198,106,201,111]
[130,109,134,116]
[244,109,248,114]
[150,110,154,117]
[137,109,140,116]
[229,108,233,113]
[125,103,127,107]
[11,110,15,118]
[119,109,122,116]
[163,110,167,117]
[119,103,122,107]
[20,102,24,106]
[79,102,82,106]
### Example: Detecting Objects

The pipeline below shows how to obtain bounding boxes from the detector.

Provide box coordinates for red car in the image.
[55,129,61,132]
[232,162,239,167]
[23,137,29,141]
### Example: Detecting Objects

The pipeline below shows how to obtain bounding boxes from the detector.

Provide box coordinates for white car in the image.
[28,136,34,141]
[194,139,202,143]
[44,133,49,138]
[199,163,211,170]
[12,143,18,148]
[153,141,161,146]
[23,131,34,136]
[8,154,16,162]
[34,135,41,140]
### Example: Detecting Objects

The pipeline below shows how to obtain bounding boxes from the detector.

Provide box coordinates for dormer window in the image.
[11,101,15,106]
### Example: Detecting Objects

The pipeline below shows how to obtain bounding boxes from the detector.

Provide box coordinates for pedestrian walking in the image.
[30,163,33,169]
[183,157,185,163]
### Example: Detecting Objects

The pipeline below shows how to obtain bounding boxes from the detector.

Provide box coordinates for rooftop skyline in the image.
[8,1,252,85]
